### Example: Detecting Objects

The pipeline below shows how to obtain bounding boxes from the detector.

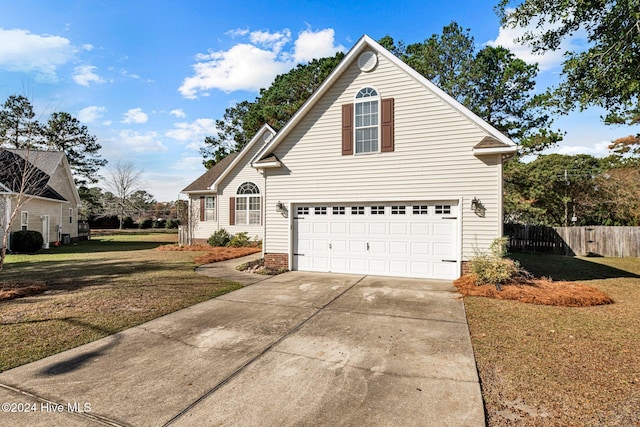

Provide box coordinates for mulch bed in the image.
[0,282,48,301]
[157,244,261,265]
[454,275,614,307]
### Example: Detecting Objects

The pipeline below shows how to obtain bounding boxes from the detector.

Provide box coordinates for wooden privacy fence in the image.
[507,225,640,257]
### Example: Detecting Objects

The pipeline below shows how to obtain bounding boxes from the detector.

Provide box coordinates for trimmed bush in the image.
[208,229,231,247]
[469,237,520,290]
[10,230,44,254]
[227,232,251,247]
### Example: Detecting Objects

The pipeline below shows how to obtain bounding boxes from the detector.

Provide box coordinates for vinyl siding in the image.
[217,146,265,241]
[264,53,504,260]
[5,196,73,245]
[189,131,268,242]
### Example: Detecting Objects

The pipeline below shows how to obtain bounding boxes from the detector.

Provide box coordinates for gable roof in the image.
[253,34,517,164]
[0,149,68,201]
[181,152,239,193]
[182,124,276,194]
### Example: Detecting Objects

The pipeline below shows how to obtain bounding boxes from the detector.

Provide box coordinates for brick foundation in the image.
[264,253,288,269]
[191,238,208,246]
[461,261,471,276]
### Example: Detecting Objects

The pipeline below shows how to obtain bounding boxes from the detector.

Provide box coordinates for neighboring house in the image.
[249,35,517,279]
[181,124,276,245]
[0,149,82,250]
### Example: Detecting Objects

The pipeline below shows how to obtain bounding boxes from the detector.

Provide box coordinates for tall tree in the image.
[200,53,344,168]
[0,95,42,149]
[505,154,605,226]
[0,95,106,185]
[402,22,475,101]
[389,24,562,153]
[43,112,107,185]
[496,0,640,126]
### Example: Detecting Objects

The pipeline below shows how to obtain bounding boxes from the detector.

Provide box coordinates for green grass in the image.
[0,234,242,372]
[464,253,640,426]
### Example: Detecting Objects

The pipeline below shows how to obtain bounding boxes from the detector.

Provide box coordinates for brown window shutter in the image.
[229,197,235,226]
[342,103,353,155]
[199,197,205,221]
[381,98,394,152]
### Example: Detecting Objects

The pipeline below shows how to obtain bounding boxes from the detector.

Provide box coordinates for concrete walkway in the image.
[0,257,485,426]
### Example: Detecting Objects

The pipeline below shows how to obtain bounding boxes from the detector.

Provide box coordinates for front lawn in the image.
[0,234,252,372]
[464,253,640,426]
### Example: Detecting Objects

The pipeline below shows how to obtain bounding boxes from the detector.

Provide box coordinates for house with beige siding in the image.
[182,124,276,245]
[0,149,82,250]
[250,35,517,279]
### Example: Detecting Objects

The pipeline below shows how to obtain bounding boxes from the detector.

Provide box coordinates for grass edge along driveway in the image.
[0,234,250,372]
[465,253,640,427]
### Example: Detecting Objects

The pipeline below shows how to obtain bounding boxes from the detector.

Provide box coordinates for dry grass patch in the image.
[0,234,246,372]
[463,254,640,426]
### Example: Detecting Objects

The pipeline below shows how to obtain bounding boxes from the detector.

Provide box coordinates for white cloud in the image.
[73,64,105,86]
[179,27,344,98]
[0,27,76,81]
[166,118,217,150]
[486,15,588,71]
[122,107,148,124]
[545,140,613,157]
[170,109,186,118]
[78,105,106,123]
[293,28,344,62]
[117,129,167,153]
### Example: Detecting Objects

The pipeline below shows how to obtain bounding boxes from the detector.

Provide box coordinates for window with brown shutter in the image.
[341,103,353,155]
[381,98,394,152]
[199,197,205,222]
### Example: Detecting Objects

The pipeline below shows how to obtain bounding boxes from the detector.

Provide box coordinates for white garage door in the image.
[293,202,459,279]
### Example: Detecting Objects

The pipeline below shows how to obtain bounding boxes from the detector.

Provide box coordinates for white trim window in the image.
[236,182,260,225]
[20,211,28,231]
[205,196,215,221]
[354,87,379,153]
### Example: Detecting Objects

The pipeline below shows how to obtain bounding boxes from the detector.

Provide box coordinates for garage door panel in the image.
[349,222,366,234]
[369,222,387,235]
[331,222,348,234]
[389,223,408,235]
[293,202,459,279]
[368,241,386,254]
[410,242,430,255]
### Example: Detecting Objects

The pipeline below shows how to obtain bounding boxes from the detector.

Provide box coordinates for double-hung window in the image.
[235,182,260,225]
[204,196,215,221]
[354,87,379,154]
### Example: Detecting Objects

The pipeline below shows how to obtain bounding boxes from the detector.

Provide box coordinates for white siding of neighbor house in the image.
[5,196,73,245]
[263,52,505,262]
[190,129,270,243]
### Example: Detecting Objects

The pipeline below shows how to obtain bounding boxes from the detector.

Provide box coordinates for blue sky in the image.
[1,0,636,201]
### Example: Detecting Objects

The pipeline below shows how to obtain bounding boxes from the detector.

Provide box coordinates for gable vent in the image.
[357,51,377,72]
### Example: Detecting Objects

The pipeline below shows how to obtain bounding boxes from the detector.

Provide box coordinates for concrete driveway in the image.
[0,261,484,426]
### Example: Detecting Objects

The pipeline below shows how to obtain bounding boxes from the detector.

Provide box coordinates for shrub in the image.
[208,229,231,247]
[227,232,250,247]
[10,230,44,254]
[469,237,520,290]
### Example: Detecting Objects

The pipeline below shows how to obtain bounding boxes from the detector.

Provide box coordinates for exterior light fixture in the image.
[471,197,479,211]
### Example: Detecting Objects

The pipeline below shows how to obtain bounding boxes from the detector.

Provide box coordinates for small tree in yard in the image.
[102,161,145,229]
[0,148,50,272]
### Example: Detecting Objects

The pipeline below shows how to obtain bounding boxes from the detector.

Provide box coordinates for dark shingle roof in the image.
[182,152,239,193]
[0,149,67,201]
